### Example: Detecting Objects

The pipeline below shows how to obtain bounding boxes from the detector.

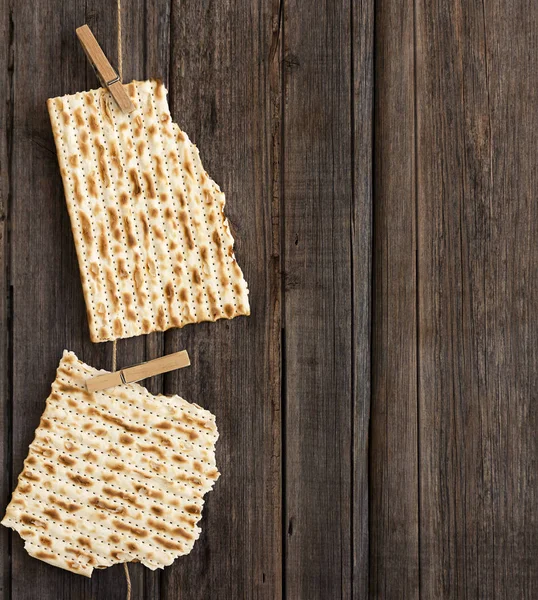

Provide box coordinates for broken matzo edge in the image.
[2,350,219,576]
[47,80,250,342]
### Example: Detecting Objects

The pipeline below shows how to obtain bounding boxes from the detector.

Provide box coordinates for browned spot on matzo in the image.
[68,473,92,487]
[43,508,61,521]
[179,214,195,250]
[21,515,46,528]
[133,114,143,136]
[105,268,119,309]
[133,265,144,292]
[117,259,128,278]
[146,257,157,278]
[153,536,183,551]
[100,94,114,125]
[123,216,137,248]
[74,108,84,127]
[113,318,123,337]
[88,112,99,132]
[99,227,109,260]
[212,230,222,249]
[109,141,123,176]
[107,206,118,229]
[87,172,98,198]
[102,486,142,508]
[142,172,156,198]
[156,306,166,329]
[49,496,81,512]
[72,173,84,205]
[139,211,150,243]
[79,211,93,245]
[154,155,165,179]
[185,504,201,515]
[164,282,174,302]
[105,460,124,472]
[137,444,165,459]
[89,497,124,513]
[113,519,148,538]
[92,409,147,434]
[129,168,142,195]
[95,142,110,186]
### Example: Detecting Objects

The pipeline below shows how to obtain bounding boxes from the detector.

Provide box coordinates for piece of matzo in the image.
[2,350,219,577]
[47,80,250,342]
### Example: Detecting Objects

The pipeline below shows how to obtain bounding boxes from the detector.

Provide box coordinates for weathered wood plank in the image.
[352,0,373,596]
[369,0,419,597]
[0,0,12,597]
[283,0,366,596]
[9,2,117,598]
[7,2,166,598]
[416,0,538,596]
[162,0,282,598]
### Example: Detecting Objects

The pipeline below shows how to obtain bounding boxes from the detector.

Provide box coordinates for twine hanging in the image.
[116,2,131,598]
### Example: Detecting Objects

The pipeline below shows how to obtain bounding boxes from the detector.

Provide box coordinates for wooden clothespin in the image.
[86,350,191,392]
[76,24,135,114]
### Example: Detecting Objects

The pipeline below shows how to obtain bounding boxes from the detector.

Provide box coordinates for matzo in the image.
[2,350,220,577]
[47,79,250,342]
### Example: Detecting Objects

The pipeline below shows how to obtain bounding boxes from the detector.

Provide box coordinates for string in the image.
[117,2,130,598]
[113,338,129,600]
[123,562,132,599]
[117,0,123,79]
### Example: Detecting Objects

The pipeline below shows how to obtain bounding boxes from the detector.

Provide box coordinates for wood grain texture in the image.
[0,0,11,597]
[3,0,370,597]
[162,0,283,598]
[370,0,419,597]
[416,0,538,597]
[352,0,373,596]
[10,2,117,598]
[283,0,365,597]
[7,1,165,599]
[4,0,538,597]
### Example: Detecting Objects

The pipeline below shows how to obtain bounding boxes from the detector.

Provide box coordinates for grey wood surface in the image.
[2,0,538,599]
[371,0,418,596]
[416,1,538,597]
[162,1,282,598]
[0,0,10,597]
[283,0,368,597]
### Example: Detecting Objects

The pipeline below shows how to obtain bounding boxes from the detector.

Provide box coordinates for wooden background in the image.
[0,0,537,598]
